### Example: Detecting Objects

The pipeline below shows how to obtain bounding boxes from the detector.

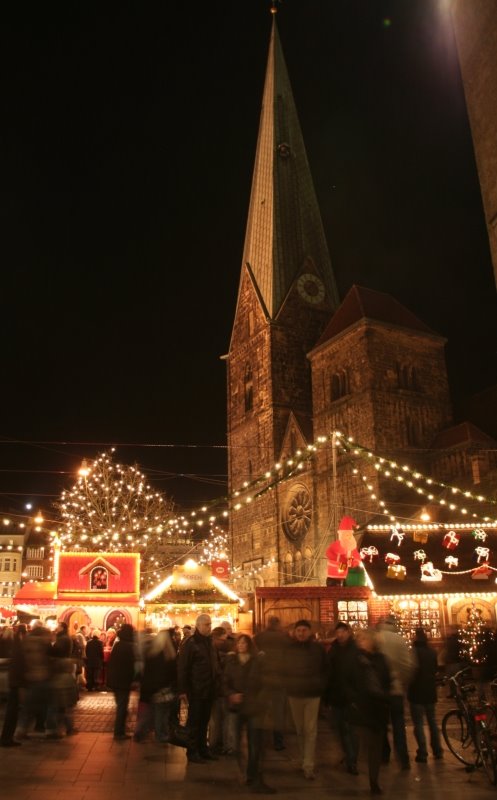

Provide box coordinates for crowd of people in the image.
[0,613,449,795]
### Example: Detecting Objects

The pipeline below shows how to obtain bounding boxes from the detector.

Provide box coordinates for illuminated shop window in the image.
[90,566,109,590]
[337,600,369,628]
[394,598,441,640]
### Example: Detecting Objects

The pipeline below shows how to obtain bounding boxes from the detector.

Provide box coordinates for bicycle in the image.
[441,667,497,785]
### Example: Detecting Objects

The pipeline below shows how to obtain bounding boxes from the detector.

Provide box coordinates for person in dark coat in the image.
[0,624,27,746]
[254,616,288,751]
[16,622,52,738]
[351,628,391,796]
[407,628,443,762]
[107,623,136,740]
[285,620,327,780]
[85,631,104,691]
[224,634,275,794]
[177,613,219,763]
[325,621,360,774]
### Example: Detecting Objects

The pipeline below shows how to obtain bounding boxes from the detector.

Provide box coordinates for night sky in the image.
[1,0,496,516]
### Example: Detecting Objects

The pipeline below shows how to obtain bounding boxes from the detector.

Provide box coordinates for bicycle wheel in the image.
[442,709,478,766]
[476,726,497,785]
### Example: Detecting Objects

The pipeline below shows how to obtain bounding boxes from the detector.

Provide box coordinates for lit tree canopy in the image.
[53,450,188,589]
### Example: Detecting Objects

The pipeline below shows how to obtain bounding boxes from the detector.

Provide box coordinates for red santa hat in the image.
[338,516,357,532]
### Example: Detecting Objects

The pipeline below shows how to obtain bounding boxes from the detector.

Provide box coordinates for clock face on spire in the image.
[297,273,325,305]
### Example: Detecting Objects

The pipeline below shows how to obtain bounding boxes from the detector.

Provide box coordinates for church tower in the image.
[226,12,339,585]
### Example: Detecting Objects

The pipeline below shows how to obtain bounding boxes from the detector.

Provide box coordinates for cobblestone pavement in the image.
[1,690,497,800]
[74,690,137,732]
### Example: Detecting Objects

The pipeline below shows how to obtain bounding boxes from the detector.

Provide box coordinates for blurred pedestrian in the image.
[0,624,27,747]
[254,617,288,751]
[285,620,327,780]
[46,622,79,738]
[107,623,136,740]
[325,622,360,774]
[16,621,52,738]
[353,628,391,795]
[224,634,275,794]
[408,628,443,762]
[376,615,415,770]
[134,629,177,743]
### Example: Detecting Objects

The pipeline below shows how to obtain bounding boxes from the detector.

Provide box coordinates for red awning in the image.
[13,581,57,605]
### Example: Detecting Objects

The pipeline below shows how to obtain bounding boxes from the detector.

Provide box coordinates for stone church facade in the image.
[226,15,496,590]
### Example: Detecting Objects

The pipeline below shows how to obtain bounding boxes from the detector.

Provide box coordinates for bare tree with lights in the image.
[53,450,193,591]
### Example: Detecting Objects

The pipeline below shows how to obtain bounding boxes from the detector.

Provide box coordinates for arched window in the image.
[294,551,302,580]
[406,416,419,446]
[90,566,108,590]
[397,363,420,391]
[244,364,253,412]
[284,553,293,584]
[303,547,313,578]
[330,369,349,401]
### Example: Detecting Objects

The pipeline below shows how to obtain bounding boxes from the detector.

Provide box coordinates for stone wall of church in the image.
[310,321,452,453]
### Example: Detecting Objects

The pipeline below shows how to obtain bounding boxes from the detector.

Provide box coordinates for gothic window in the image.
[284,552,293,584]
[282,484,312,543]
[294,550,302,580]
[303,547,313,578]
[330,369,349,401]
[397,362,420,391]
[244,364,253,412]
[406,416,419,446]
[248,310,255,336]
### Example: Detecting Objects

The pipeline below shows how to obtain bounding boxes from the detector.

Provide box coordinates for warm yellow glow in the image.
[211,575,242,603]
[144,574,174,601]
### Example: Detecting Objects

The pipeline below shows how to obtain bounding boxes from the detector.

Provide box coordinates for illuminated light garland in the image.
[2,431,496,585]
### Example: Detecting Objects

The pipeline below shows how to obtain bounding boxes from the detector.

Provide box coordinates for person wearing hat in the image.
[284,619,327,780]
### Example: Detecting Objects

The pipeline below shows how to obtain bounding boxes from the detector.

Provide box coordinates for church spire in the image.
[241,15,339,319]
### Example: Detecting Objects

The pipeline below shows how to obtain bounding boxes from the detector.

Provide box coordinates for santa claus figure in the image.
[325,515,362,586]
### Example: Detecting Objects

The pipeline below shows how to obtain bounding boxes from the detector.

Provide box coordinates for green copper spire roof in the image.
[241,16,339,319]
